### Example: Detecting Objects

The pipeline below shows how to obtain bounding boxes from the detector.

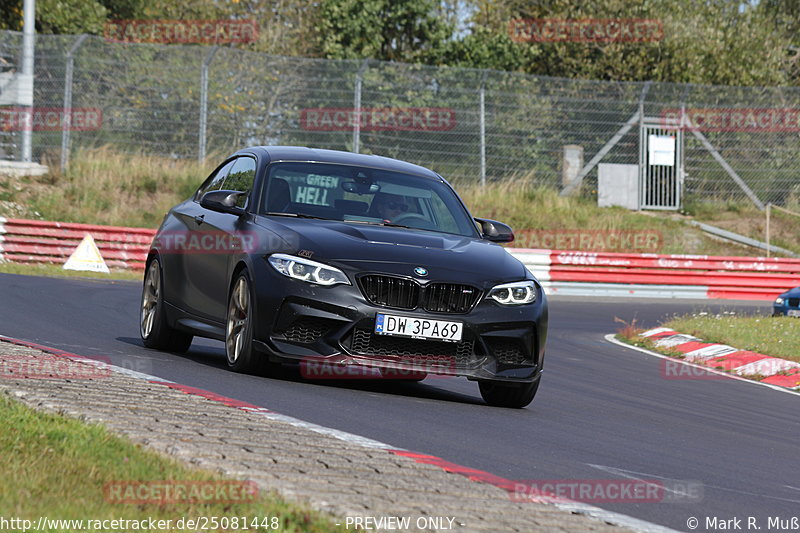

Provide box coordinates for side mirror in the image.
[200,190,247,215]
[475,218,514,243]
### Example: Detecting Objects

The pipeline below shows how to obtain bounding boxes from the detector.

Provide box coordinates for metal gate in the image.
[639,120,683,210]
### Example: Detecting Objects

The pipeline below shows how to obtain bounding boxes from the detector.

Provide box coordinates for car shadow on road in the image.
[117,336,484,406]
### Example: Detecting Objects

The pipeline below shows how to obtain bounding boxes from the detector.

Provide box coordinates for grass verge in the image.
[0,262,142,281]
[683,199,800,256]
[0,392,342,532]
[614,313,800,364]
[613,318,685,358]
[452,182,764,256]
[663,312,800,363]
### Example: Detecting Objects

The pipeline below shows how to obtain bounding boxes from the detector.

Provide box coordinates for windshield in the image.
[261,162,478,238]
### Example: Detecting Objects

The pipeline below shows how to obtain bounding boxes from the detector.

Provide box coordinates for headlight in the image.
[268,254,350,286]
[775,297,785,305]
[488,281,536,305]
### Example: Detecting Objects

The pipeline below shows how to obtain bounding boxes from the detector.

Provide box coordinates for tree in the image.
[316,0,453,62]
[454,0,796,86]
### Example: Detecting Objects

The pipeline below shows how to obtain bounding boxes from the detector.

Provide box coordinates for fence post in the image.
[766,203,771,258]
[20,0,35,162]
[60,34,88,173]
[198,46,219,163]
[479,71,487,187]
[353,60,369,154]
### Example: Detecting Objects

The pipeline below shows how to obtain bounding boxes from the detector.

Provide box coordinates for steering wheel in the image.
[391,212,434,229]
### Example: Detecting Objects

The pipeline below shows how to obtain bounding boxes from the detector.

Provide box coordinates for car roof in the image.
[234,146,442,180]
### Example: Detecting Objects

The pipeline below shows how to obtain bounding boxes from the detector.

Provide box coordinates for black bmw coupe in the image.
[140,146,548,407]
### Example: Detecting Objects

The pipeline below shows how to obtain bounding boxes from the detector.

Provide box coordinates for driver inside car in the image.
[371,193,409,222]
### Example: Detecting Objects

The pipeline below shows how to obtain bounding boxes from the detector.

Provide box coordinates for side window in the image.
[194,159,235,201]
[222,157,257,208]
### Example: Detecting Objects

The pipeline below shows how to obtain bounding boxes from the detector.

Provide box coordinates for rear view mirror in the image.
[342,181,381,195]
[200,189,247,215]
[475,218,514,243]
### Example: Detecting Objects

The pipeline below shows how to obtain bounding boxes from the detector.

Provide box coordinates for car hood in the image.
[779,286,800,299]
[255,217,528,282]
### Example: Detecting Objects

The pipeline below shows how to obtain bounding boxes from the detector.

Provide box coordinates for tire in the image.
[478,378,540,408]
[140,258,193,353]
[225,270,262,373]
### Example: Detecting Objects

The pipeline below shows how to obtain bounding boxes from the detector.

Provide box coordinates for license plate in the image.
[375,313,463,342]
[788,309,800,317]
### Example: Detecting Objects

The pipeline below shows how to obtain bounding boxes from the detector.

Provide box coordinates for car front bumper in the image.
[249,259,547,383]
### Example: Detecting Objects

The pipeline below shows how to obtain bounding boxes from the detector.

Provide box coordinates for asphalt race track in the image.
[1,272,798,532]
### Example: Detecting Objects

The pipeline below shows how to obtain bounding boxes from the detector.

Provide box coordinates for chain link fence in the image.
[2,30,800,206]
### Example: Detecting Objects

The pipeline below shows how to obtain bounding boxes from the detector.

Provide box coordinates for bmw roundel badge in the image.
[414,267,428,277]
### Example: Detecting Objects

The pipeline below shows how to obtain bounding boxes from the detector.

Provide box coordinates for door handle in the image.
[194,215,205,225]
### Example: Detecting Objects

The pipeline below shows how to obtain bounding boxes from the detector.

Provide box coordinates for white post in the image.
[766,203,771,258]
[479,83,486,187]
[352,60,369,154]
[21,0,35,162]
[198,46,219,163]
[60,34,88,172]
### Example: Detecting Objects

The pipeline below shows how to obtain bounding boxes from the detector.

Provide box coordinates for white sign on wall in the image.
[648,135,675,166]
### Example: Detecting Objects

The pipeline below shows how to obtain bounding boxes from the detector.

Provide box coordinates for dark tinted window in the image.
[261,162,478,237]
[222,157,256,208]
[195,159,235,201]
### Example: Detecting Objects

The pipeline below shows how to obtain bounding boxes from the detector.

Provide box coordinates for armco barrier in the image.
[510,249,800,300]
[0,217,154,270]
[0,217,798,301]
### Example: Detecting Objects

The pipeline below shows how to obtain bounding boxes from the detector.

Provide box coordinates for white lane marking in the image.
[590,465,800,505]
[550,501,682,533]
[256,411,398,450]
[605,334,800,397]
[588,464,699,498]
[112,365,176,383]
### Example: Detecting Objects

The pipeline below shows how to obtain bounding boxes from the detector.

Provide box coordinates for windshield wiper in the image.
[264,212,327,220]
[342,219,414,229]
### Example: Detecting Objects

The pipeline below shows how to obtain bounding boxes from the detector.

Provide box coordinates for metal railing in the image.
[1,31,800,206]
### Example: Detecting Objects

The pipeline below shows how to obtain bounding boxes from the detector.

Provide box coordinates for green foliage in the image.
[317,0,453,62]
[438,26,534,70]
[461,0,794,85]
[17,0,800,86]
[0,0,22,30]
[36,0,108,35]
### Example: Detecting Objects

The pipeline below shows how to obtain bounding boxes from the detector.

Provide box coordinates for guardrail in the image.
[510,249,800,300]
[0,217,154,270]
[1,217,798,301]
